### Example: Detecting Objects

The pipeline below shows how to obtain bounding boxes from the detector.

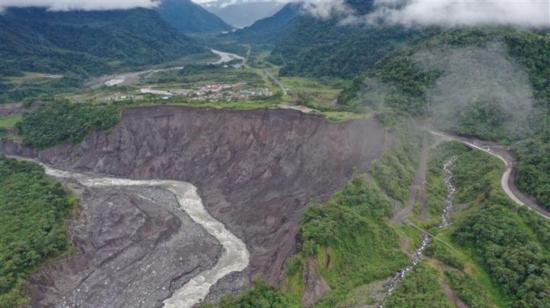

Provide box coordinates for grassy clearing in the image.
[0,114,22,129]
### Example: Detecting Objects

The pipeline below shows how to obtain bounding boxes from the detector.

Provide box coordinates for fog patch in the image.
[298,0,549,29]
[300,0,353,19]
[414,42,535,138]
[367,0,550,29]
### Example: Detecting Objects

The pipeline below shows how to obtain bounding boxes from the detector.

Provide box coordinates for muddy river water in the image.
[9,156,250,308]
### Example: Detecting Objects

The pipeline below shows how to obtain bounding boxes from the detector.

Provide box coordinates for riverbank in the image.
[7,155,248,308]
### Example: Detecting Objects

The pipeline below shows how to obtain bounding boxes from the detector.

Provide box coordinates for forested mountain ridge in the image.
[157,0,232,33]
[231,2,303,43]
[338,28,550,208]
[204,0,284,28]
[0,7,206,77]
[234,0,419,77]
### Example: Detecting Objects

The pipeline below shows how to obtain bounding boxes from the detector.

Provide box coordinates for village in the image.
[105,82,274,103]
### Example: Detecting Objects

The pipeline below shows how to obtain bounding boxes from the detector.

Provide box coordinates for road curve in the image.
[7,156,250,308]
[429,131,549,219]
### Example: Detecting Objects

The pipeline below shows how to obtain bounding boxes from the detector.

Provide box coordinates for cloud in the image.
[0,0,159,11]
[368,0,550,28]
[301,0,353,19]
[299,0,550,28]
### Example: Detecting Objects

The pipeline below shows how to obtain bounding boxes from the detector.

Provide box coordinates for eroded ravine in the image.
[10,156,249,308]
[1,106,388,290]
[379,159,457,306]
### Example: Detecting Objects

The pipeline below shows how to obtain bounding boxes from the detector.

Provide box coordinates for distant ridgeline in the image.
[233,0,421,78]
[156,0,231,34]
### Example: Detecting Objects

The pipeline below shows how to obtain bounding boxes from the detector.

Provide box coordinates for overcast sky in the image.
[0,0,159,11]
[1,0,548,28]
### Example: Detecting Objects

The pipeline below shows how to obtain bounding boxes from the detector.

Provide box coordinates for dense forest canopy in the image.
[0,157,74,307]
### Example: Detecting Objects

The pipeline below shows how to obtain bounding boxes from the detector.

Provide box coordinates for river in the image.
[379,158,457,306]
[7,156,250,308]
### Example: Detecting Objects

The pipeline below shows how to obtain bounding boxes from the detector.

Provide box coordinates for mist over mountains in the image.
[201,0,285,28]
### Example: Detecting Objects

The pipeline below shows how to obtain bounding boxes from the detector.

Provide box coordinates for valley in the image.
[0,1,548,307]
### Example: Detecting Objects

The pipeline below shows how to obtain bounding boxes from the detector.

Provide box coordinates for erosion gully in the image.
[379,158,457,307]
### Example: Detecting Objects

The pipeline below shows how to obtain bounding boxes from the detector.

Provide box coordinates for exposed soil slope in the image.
[2,106,387,290]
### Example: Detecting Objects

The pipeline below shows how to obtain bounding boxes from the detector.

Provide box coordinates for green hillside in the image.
[234,0,420,78]
[339,28,550,208]
[157,0,232,33]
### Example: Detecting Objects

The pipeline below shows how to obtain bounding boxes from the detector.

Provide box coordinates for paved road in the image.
[430,131,549,219]
[8,156,250,308]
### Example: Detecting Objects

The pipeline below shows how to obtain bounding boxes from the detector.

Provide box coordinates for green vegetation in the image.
[0,7,207,103]
[16,101,119,149]
[445,269,494,308]
[354,56,441,115]
[0,157,74,307]
[504,30,550,110]
[425,242,463,271]
[280,76,346,109]
[371,128,422,202]
[515,139,550,208]
[270,21,418,78]
[451,100,511,141]
[0,114,21,129]
[432,143,550,307]
[0,75,81,104]
[338,27,549,208]
[211,281,296,308]
[208,175,407,308]
[385,262,452,308]
[297,177,408,306]
[211,124,424,307]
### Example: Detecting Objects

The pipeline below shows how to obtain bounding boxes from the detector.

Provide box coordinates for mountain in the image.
[235,0,419,77]
[339,28,549,208]
[203,0,285,28]
[157,0,232,33]
[0,7,205,76]
[232,2,302,43]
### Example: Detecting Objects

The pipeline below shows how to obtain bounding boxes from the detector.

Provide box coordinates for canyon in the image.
[1,106,388,305]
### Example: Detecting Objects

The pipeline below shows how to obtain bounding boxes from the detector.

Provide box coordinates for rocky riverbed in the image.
[379,158,456,306]
[28,183,221,308]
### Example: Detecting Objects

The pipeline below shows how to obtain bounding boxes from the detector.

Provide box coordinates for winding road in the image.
[430,130,549,219]
[8,156,250,308]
